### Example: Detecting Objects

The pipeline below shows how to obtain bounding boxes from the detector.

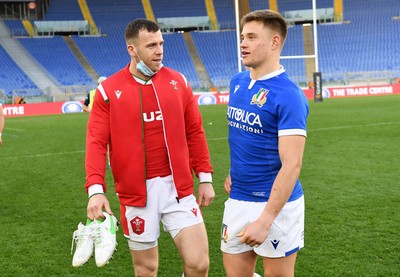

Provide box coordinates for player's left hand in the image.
[197,182,215,207]
[224,175,232,194]
[236,220,269,247]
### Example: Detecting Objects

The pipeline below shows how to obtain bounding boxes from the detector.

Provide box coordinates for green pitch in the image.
[0,95,399,276]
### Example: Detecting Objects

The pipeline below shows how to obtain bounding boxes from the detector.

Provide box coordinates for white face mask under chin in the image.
[134,49,162,77]
[136,60,156,77]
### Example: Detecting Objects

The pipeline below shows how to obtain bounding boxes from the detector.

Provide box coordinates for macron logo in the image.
[271,239,280,250]
[115,90,122,99]
[234,85,240,94]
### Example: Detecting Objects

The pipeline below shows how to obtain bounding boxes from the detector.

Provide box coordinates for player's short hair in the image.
[241,9,288,45]
[125,19,160,44]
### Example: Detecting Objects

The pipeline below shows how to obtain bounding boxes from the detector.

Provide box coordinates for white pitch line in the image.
[2,150,85,160]
[308,121,400,132]
[207,121,400,140]
[3,121,398,160]
[4,128,25,132]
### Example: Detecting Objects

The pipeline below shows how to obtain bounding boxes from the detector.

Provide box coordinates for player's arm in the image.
[85,90,111,219]
[259,135,305,226]
[182,77,215,206]
[238,135,306,246]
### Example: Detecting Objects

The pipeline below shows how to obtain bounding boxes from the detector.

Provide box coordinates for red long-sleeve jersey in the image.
[85,64,213,207]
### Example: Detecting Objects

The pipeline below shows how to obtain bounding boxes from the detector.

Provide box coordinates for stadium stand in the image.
[44,0,83,20]
[191,30,237,87]
[213,0,236,29]
[0,0,399,97]
[18,36,94,86]
[0,44,38,96]
[317,0,400,82]
[162,33,201,88]
[86,0,145,35]
[152,0,207,18]
[3,19,29,37]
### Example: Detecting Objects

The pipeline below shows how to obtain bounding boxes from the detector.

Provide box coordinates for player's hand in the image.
[197,182,215,207]
[236,220,269,247]
[87,194,113,220]
[224,175,232,194]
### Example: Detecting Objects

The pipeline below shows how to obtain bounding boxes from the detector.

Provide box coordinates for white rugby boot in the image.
[92,212,119,267]
[71,220,94,267]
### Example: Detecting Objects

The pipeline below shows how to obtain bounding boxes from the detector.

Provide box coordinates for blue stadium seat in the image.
[86,0,146,35]
[0,44,38,96]
[152,0,207,18]
[18,37,94,86]
[4,20,29,37]
[44,0,83,20]
[2,0,400,93]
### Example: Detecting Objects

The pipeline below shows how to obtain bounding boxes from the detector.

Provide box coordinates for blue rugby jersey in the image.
[227,67,309,202]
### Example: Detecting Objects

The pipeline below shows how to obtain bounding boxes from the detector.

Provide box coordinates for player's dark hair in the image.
[241,10,288,45]
[125,19,160,44]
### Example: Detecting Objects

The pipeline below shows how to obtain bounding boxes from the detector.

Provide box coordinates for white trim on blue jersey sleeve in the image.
[278,129,307,137]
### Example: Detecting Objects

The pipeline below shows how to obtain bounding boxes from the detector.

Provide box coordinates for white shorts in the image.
[221,196,304,258]
[120,175,204,244]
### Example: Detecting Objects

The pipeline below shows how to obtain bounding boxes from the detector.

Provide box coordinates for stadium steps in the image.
[142,0,156,22]
[21,20,33,37]
[0,20,61,92]
[63,36,99,83]
[77,0,98,35]
[205,0,219,30]
[182,32,212,88]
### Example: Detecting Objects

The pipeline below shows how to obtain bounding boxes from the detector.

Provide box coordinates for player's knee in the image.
[184,256,209,274]
[133,262,158,277]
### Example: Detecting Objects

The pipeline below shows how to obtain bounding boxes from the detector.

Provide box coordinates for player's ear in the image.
[127,44,136,56]
[271,35,280,49]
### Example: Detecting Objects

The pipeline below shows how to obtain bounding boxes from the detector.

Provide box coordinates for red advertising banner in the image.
[2,84,400,117]
[2,101,83,117]
[302,83,400,99]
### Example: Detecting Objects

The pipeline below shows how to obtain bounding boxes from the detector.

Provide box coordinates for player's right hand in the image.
[87,194,113,220]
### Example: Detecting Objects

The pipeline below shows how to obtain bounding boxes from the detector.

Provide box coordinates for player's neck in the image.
[250,62,280,80]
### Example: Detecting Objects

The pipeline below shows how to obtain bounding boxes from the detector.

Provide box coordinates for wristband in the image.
[89,192,104,199]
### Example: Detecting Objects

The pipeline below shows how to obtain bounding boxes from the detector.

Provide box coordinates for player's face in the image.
[240,21,277,69]
[129,29,164,72]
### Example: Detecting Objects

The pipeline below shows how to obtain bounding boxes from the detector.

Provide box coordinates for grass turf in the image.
[0,95,399,276]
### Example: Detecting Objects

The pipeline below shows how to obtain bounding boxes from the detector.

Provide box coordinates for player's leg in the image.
[120,177,166,276]
[221,198,263,276]
[173,222,209,276]
[223,251,258,277]
[129,243,159,276]
[262,253,297,277]
[255,196,304,277]
[160,175,209,276]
